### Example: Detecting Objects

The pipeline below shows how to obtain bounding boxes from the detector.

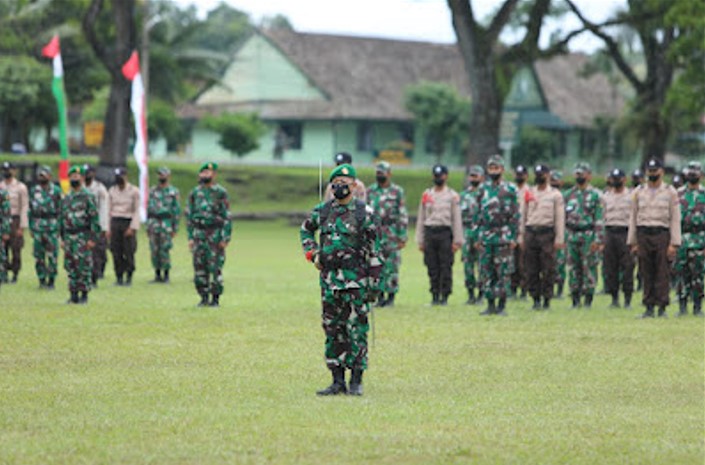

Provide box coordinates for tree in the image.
[201,113,266,158]
[82,0,137,169]
[404,81,470,163]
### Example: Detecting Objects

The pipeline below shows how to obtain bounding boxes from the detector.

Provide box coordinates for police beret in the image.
[550,170,563,181]
[329,163,356,182]
[114,167,127,176]
[199,162,218,172]
[515,164,528,174]
[468,165,484,176]
[574,162,591,173]
[157,166,171,175]
[68,165,85,176]
[432,164,448,176]
[37,165,52,176]
[534,164,550,174]
[376,161,391,173]
[610,168,625,178]
[487,154,505,167]
[645,158,663,170]
[686,161,702,173]
[334,152,352,165]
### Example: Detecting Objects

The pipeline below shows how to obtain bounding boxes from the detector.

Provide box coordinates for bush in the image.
[201,112,267,157]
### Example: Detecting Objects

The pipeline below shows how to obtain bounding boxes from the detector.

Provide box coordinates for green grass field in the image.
[1,221,703,464]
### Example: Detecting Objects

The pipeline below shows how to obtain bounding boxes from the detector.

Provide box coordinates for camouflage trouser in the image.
[675,247,705,302]
[63,232,93,293]
[462,236,479,291]
[321,287,369,371]
[192,230,225,296]
[480,244,514,300]
[148,221,173,271]
[32,230,59,281]
[567,232,599,296]
[555,248,566,286]
[380,246,400,294]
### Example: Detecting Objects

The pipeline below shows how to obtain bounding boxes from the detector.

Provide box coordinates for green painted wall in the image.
[505,67,545,109]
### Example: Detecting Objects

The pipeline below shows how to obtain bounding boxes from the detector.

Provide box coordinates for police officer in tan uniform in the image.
[513,164,529,299]
[520,164,565,310]
[415,164,463,305]
[627,158,681,318]
[324,152,366,203]
[0,161,28,283]
[602,168,634,308]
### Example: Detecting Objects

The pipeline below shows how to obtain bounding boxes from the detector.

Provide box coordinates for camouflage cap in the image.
[574,162,591,174]
[550,170,563,181]
[375,161,391,173]
[487,154,505,167]
[467,164,484,176]
[329,163,356,182]
[68,165,85,176]
[686,161,702,173]
[334,152,352,165]
[37,165,52,176]
[199,162,218,172]
[157,166,171,175]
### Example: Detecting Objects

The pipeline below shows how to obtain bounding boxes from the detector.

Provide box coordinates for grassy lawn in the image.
[0,221,703,464]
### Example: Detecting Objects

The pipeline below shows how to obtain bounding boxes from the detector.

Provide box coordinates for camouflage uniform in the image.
[300,198,382,372]
[147,184,181,274]
[366,182,407,297]
[476,178,519,305]
[186,183,232,299]
[459,183,483,298]
[564,184,604,304]
[60,187,100,295]
[675,183,705,314]
[29,182,62,286]
[0,188,10,285]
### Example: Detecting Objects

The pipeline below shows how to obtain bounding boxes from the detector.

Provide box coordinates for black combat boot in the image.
[162,270,170,283]
[520,289,527,300]
[640,305,655,318]
[316,366,347,396]
[10,273,17,283]
[67,291,79,304]
[197,293,209,307]
[694,298,703,317]
[532,297,541,310]
[543,297,550,309]
[496,298,507,316]
[79,291,88,304]
[584,294,593,309]
[657,306,667,318]
[480,299,496,316]
[46,278,55,290]
[115,274,123,286]
[678,298,688,317]
[624,293,632,309]
[555,282,564,299]
[466,288,475,305]
[571,293,581,309]
[384,293,395,308]
[431,293,440,306]
[439,294,448,306]
[348,368,364,396]
[375,293,386,307]
[151,270,162,283]
[39,278,46,289]
[610,293,620,309]
[210,294,220,307]
[125,272,133,287]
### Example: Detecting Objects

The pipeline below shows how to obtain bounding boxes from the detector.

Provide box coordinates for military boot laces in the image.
[316,366,347,396]
[348,368,364,396]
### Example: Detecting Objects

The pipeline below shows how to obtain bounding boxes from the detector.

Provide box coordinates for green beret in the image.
[200,162,218,172]
[68,165,84,176]
[376,161,391,173]
[574,162,592,173]
[487,154,505,167]
[329,163,356,182]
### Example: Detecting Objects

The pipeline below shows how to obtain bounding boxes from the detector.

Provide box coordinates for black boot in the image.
[439,294,448,306]
[151,270,162,283]
[694,298,703,317]
[431,293,440,306]
[46,278,55,290]
[384,293,395,308]
[316,366,347,396]
[466,288,475,305]
[162,269,170,283]
[610,293,620,309]
[125,272,132,287]
[556,282,564,299]
[571,293,581,309]
[210,294,220,307]
[10,273,17,283]
[519,289,527,300]
[532,297,541,310]
[584,294,593,309]
[678,298,688,317]
[624,293,632,309]
[657,306,667,318]
[79,291,88,304]
[496,298,507,316]
[640,305,655,318]
[115,274,123,286]
[348,368,364,396]
[543,297,550,309]
[39,278,46,289]
[197,293,209,307]
[375,293,386,307]
[67,291,79,304]
[480,299,496,315]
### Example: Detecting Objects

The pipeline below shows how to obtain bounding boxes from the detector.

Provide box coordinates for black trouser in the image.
[603,227,633,296]
[511,245,525,293]
[92,233,107,280]
[524,227,555,300]
[423,226,453,296]
[637,228,670,307]
[110,218,136,278]
[5,215,23,275]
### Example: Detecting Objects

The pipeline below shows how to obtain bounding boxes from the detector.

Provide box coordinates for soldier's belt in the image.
[567,224,594,232]
[193,222,222,230]
[637,226,668,235]
[33,213,58,219]
[605,226,628,233]
[65,226,90,234]
[149,213,173,220]
[683,225,705,233]
[424,225,451,232]
[526,226,553,234]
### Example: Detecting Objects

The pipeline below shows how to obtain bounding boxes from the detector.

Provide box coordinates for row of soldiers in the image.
[0,161,232,306]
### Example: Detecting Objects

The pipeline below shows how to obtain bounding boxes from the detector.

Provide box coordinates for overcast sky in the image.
[171,0,627,52]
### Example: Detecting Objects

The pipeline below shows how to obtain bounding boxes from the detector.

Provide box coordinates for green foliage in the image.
[147,98,190,151]
[404,81,470,159]
[201,112,267,158]
[80,85,108,123]
[512,125,553,167]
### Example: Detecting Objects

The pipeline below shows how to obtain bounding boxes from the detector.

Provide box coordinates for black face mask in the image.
[332,183,351,199]
[433,177,445,186]
[2,171,11,179]
[535,175,546,185]
[515,176,527,185]
[115,176,125,186]
[648,174,660,182]
[488,172,501,182]
[376,175,388,185]
[575,177,587,185]
[686,175,700,185]
[85,175,94,184]
[159,178,168,185]
[613,180,624,188]
[39,178,49,185]
[70,179,81,188]
[199,177,212,185]
[632,180,641,187]
[470,180,480,187]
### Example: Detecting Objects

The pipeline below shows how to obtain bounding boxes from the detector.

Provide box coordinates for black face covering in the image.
[632,180,641,187]
[2,171,11,179]
[575,177,587,185]
[613,180,624,188]
[39,178,49,185]
[686,174,700,185]
[159,177,168,185]
[470,180,480,187]
[535,175,546,185]
[433,177,445,186]
[199,177,212,185]
[647,174,660,182]
[376,175,388,185]
[85,175,94,184]
[515,176,527,185]
[332,183,351,199]
[70,179,81,188]
[115,176,125,186]
[488,172,501,182]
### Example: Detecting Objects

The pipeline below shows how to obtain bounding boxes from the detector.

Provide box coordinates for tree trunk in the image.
[102,75,132,167]
[467,59,503,165]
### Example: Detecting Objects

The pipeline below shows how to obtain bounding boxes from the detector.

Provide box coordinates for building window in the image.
[357,122,374,151]
[278,122,302,150]
[398,123,414,144]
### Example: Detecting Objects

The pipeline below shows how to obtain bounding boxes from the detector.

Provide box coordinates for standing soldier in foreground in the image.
[300,163,382,396]
[476,155,519,316]
[107,167,140,286]
[460,165,484,304]
[366,161,407,307]
[60,166,99,304]
[324,152,367,203]
[564,162,604,309]
[28,166,62,289]
[186,162,232,307]
[415,164,463,305]
[0,161,28,283]
[512,164,529,299]
[520,164,565,310]
[627,158,681,318]
[84,165,109,286]
[675,161,705,317]
[0,185,10,288]
[602,169,634,308]
[147,167,181,283]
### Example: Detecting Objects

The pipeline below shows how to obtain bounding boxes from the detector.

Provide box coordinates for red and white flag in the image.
[121,51,148,222]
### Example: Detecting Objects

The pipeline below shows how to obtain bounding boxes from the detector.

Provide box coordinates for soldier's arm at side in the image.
[415,196,425,251]
[219,189,233,248]
[554,191,565,248]
[300,204,321,267]
[397,186,409,246]
[128,187,140,232]
[451,193,464,252]
[668,187,682,257]
[627,191,638,252]
[19,183,29,230]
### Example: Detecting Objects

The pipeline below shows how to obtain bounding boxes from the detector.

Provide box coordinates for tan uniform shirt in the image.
[0,178,29,228]
[602,188,632,227]
[108,183,140,231]
[519,185,565,245]
[627,183,681,246]
[86,180,109,232]
[324,179,367,203]
[415,185,464,245]
[516,183,529,226]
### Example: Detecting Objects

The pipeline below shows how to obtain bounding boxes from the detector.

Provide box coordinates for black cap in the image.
[334,152,352,165]
[432,164,448,176]
[645,158,663,170]
[632,169,644,178]
[1,161,13,170]
[114,167,127,176]
[610,168,625,178]
[515,165,528,175]
[83,163,95,174]
[534,164,550,175]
